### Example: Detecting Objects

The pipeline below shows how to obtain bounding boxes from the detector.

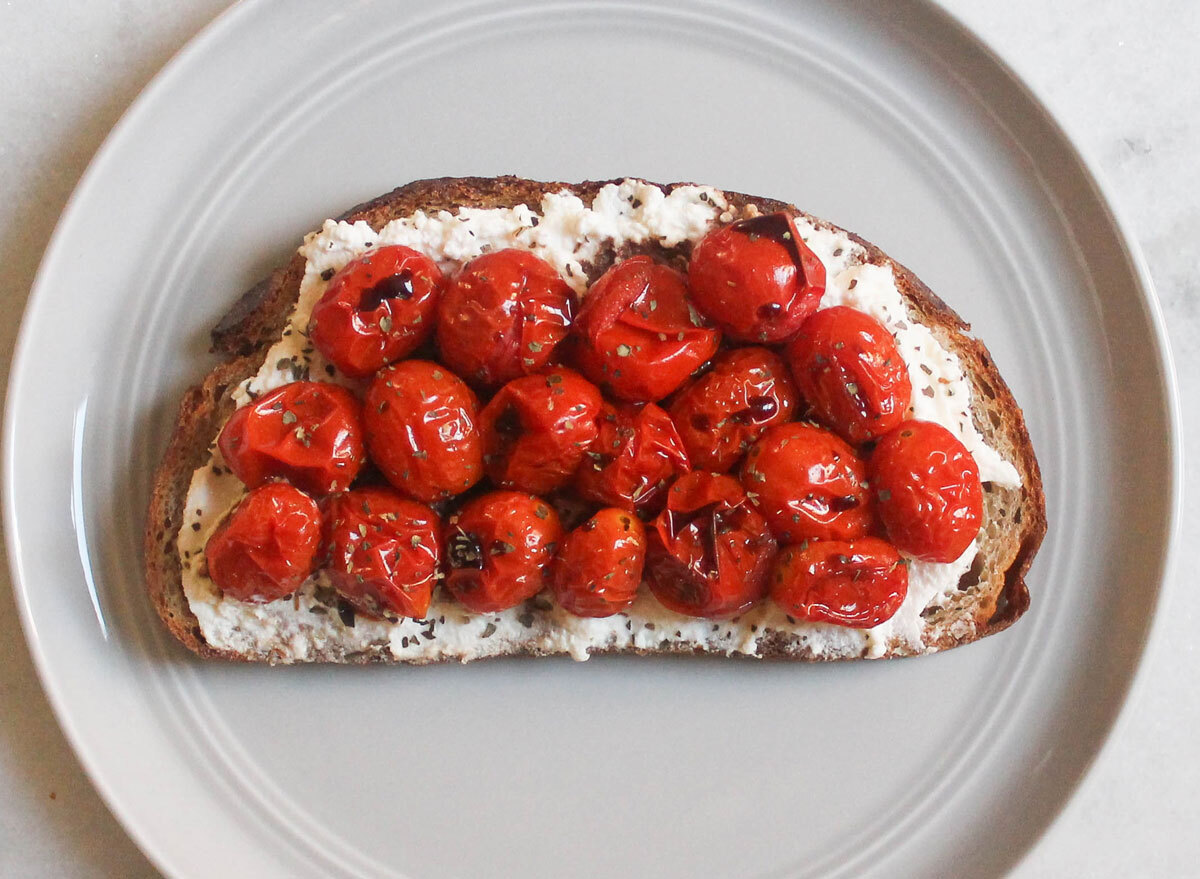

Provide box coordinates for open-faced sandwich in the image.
[145,177,1046,664]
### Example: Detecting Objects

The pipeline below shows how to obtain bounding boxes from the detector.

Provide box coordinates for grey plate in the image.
[4,1,1180,877]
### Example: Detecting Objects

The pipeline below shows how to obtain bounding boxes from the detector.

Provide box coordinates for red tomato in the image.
[770,537,908,628]
[436,249,575,388]
[323,487,441,619]
[551,508,646,618]
[309,245,444,378]
[668,347,798,473]
[575,402,690,514]
[740,423,873,543]
[645,472,776,619]
[572,256,720,401]
[444,491,563,613]
[687,213,826,343]
[478,368,603,495]
[218,381,366,496]
[787,306,912,443]
[363,360,483,503]
[870,420,982,562]
[205,483,322,603]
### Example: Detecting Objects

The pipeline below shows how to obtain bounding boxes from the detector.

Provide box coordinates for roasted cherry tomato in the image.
[444,491,563,613]
[572,256,720,401]
[575,402,690,515]
[740,423,873,543]
[309,245,444,378]
[478,368,603,495]
[363,360,483,503]
[870,420,982,563]
[770,537,908,628]
[218,381,366,496]
[687,213,826,343]
[551,508,646,618]
[645,472,776,619]
[787,306,911,444]
[205,483,322,603]
[436,249,575,388]
[323,487,441,619]
[668,347,798,473]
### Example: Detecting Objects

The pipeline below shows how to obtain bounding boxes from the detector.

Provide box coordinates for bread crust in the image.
[144,176,1046,663]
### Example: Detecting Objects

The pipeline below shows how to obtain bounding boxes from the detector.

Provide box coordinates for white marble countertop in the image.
[1,1,1195,875]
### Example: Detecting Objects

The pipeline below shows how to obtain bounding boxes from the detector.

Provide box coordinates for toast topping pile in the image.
[174,179,1026,663]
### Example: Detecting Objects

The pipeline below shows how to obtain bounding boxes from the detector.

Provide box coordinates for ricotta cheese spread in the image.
[178,179,1022,663]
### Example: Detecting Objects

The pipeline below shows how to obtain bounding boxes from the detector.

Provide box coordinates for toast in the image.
[144,176,1046,664]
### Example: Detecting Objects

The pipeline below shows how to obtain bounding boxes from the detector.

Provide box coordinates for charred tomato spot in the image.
[487,403,525,464]
[359,271,415,311]
[664,501,725,576]
[494,404,523,438]
[731,395,778,424]
[448,529,484,570]
[735,213,806,269]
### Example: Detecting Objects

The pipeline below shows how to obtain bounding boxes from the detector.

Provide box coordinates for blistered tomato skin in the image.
[436,249,576,389]
[217,381,366,496]
[552,508,646,618]
[645,472,777,619]
[444,492,563,614]
[478,368,603,495]
[770,537,908,628]
[575,402,691,515]
[323,487,441,619]
[687,213,826,343]
[740,423,873,544]
[309,245,444,378]
[572,256,720,402]
[870,420,982,563]
[205,483,322,603]
[787,306,912,444]
[363,360,483,503]
[668,347,798,473]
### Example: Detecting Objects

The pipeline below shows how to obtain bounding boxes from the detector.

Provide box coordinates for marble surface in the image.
[0,1,1194,875]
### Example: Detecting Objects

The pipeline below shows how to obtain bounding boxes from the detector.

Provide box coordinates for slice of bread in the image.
[144,177,1046,664]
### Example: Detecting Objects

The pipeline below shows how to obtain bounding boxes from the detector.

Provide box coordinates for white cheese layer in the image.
[179,179,1020,663]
